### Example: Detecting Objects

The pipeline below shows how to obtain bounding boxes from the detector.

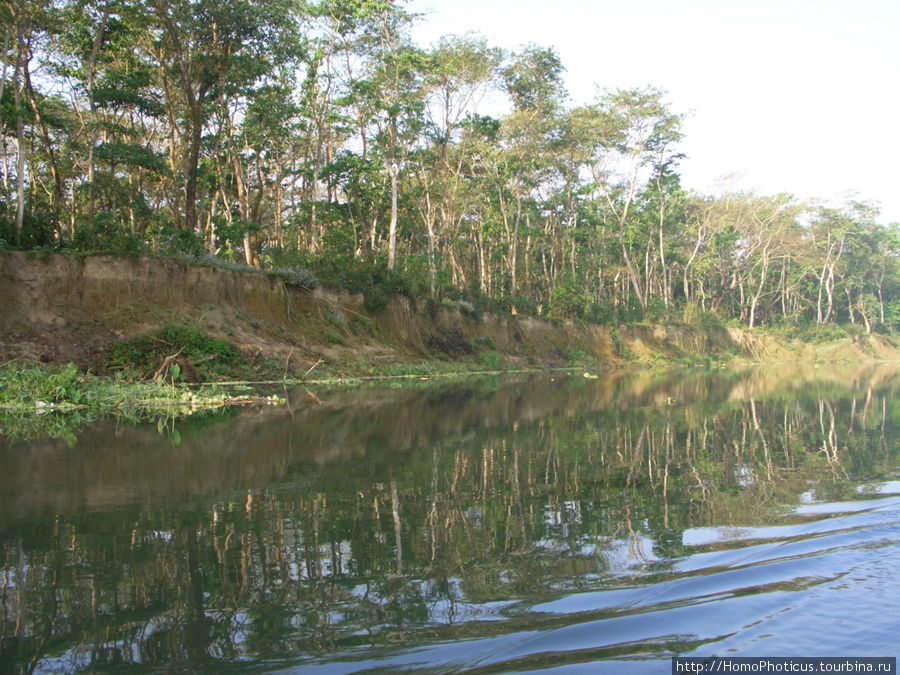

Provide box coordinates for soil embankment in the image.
[0,251,895,373]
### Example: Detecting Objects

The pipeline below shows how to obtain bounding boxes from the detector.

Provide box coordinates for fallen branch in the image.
[304,358,323,377]
[152,347,185,382]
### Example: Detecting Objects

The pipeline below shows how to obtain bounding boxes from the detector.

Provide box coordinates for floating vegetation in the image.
[0,362,283,442]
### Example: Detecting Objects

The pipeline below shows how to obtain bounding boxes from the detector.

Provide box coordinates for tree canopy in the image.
[1,0,897,331]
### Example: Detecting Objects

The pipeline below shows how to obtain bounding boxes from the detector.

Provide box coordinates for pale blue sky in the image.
[407,0,900,223]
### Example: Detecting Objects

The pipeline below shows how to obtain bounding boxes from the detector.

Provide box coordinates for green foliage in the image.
[158,227,208,258]
[562,347,588,363]
[93,142,168,174]
[106,324,248,381]
[470,335,497,352]
[359,266,408,312]
[501,45,565,112]
[504,295,538,317]
[683,303,725,332]
[584,301,616,326]
[93,77,165,118]
[324,330,346,345]
[769,320,860,344]
[0,361,281,441]
[462,290,537,320]
[584,298,645,326]
[3,0,896,336]
[0,363,91,407]
[474,349,500,370]
[270,265,318,290]
[610,326,632,359]
[192,254,258,275]
[213,217,260,254]
[270,248,425,313]
[70,212,144,254]
[548,284,591,320]
[0,209,57,249]
[643,297,675,324]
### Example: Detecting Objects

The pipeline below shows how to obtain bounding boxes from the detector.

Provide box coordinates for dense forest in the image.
[2,0,898,330]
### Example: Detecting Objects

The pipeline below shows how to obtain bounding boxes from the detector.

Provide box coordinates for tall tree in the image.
[6,0,48,244]
[809,205,853,324]
[414,33,500,295]
[588,87,682,315]
[366,3,425,270]
[496,44,565,295]
[145,0,301,236]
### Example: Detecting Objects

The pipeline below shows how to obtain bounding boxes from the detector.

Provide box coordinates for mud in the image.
[1,251,895,373]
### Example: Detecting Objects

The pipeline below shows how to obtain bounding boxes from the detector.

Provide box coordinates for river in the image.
[1,364,899,672]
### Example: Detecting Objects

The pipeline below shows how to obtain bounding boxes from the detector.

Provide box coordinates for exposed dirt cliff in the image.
[1,251,896,374]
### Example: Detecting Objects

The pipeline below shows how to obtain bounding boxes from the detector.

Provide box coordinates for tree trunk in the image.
[618,233,647,314]
[816,262,827,324]
[659,219,669,308]
[149,0,210,234]
[858,291,871,333]
[84,2,110,231]
[509,205,520,296]
[426,217,437,298]
[748,255,770,328]
[845,286,855,324]
[13,21,25,246]
[387,163,398,270]
[184,103,203,232]
[24,63,63,229]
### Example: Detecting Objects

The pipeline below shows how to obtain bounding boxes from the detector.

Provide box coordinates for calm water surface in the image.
[2,365,900,672]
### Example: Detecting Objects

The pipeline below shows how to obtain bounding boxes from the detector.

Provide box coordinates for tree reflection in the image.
[2,365,899,670]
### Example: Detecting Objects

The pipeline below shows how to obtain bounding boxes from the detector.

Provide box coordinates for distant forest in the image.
[2,0,897,330]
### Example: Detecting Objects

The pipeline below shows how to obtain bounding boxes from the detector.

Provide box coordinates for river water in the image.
[1,364,899,672]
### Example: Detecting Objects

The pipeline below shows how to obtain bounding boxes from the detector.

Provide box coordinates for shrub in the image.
[503,295,537,317]
[157,225,207,257]
[475,350,500,370]
[769,319,856,344]
[324,330,346,345]
[548,284,591,320]
[0,209,58,249]
[267,249,426,313]
[0,363,88,406]
[683,303,725,332]
[610,326,632,359]
[584,300,614,326]
[270,265,318,290]
[106,324,247,381]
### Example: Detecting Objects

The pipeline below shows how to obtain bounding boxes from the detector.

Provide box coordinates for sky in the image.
[406,0,900,224]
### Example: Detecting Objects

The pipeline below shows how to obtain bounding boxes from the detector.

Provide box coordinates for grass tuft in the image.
[105,324,251,382]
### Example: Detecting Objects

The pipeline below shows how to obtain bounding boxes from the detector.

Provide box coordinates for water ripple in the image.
[301,490,900,673]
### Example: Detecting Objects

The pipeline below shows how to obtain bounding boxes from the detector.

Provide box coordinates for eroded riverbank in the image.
[3,251,897,381]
